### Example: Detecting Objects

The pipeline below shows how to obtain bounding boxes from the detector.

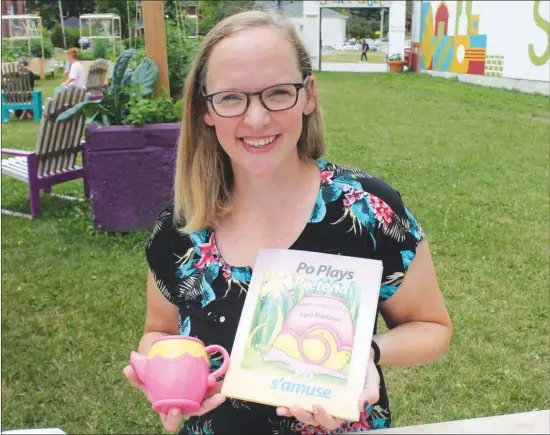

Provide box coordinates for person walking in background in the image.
[361,38,369,62]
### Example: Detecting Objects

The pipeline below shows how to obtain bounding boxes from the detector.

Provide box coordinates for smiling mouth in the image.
[240,135,279,148]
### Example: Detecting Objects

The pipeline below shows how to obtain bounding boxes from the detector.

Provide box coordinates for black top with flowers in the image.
[145,159,425,435]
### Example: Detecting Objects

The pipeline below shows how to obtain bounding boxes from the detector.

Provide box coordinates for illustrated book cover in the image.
[221,249,382,421]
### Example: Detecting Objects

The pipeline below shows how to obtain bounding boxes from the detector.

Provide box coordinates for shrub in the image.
[91,38,110,60]
[165,22,198,99]
[51,25,80,49]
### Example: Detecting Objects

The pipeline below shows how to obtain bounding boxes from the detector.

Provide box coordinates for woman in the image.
[123,10,452,435]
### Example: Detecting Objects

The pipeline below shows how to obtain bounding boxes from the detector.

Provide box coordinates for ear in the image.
[203,110,215,126]
[303,75,316,116]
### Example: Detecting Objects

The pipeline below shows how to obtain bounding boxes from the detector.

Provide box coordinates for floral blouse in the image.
[145,159,424,435]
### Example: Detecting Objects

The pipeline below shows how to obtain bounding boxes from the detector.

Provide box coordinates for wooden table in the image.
[363,410,549,434]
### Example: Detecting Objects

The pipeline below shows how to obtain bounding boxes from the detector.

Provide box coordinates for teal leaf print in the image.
[335,174,363,191]
[176,258,198,279]
[317,159,329,170]
[321,182,342,203]
[190,229,209,255]
[180,316,191,336]
[309,189,326,223]
[201,274,216,308]
[350,197,376,231]
[231,266,251,282]
[401,250,415,271]
[404,205,424,242]
[380,284,398,300]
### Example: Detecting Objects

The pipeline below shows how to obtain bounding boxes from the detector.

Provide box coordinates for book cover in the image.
[221,249,382,422]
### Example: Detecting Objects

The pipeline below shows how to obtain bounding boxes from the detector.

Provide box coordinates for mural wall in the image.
[420,0,550,82]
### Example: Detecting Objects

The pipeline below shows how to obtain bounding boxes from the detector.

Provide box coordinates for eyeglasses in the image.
[203,76,310,118]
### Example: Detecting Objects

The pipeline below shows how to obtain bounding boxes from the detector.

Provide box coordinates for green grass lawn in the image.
[1,72,549,434]
[322,50,386,64]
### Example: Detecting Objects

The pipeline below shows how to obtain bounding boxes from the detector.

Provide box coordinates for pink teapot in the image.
[130,336,229,414]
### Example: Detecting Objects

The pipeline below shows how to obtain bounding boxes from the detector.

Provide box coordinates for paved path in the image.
[320,62,388,73]
[359,410,550,434]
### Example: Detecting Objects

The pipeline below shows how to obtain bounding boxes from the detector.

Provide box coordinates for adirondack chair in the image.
[1,62,43,123]
[86,59,109,100]
[1,87,90,217]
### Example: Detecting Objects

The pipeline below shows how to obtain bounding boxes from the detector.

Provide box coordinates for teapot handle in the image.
[205,345,230,387]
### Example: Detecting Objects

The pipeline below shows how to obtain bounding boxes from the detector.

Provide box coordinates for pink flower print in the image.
[343,188,366,210]
[222,264,231,280]
[194,233,221,269]
[369,194,394,229]
[320,170,334,184]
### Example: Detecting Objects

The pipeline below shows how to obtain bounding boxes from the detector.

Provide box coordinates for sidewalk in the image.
[320,62,388,73]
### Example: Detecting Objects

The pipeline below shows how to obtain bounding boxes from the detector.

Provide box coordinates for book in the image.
[221,249,382,422]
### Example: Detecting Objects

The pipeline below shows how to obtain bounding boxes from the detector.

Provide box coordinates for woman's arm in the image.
[137,270,180,355]
[374,240,453,367]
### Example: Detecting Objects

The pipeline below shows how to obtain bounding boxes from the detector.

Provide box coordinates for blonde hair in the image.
[174,10,325,233]
[67,48,78,59]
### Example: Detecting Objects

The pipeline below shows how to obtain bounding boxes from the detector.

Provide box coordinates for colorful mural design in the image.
[420,0,488,75]
[485,56,504,77]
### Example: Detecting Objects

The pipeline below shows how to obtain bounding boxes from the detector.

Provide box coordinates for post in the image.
[142,0,170,97]
[58,0,67,49]
[112,16,115,58]
[127,1,132,49]
[380,8,385,41]
[40,20,45,80]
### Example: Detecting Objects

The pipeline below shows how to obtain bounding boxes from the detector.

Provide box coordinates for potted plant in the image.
[58,49,183,233]
[387,53,406,73]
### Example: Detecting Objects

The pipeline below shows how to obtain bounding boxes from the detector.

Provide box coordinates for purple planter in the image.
[84,122,181,233]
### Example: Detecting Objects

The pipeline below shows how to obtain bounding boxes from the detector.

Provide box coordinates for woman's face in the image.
[203,26,316,178]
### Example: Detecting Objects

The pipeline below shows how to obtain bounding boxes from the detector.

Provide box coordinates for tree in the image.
[197,0,256,35]
[26,0,96,29]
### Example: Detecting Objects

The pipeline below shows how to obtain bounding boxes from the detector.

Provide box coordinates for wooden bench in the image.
[1,62,43,123]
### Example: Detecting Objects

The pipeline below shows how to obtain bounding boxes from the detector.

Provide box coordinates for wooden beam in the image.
[142,1,170,97]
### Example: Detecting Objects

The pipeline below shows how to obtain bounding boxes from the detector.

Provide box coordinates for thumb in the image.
[358,362,380,411]
[160,408,183,433]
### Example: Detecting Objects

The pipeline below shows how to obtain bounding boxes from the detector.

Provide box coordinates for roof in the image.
[79,13,120,20]
[1,14,42,20]
[63,16,80,29]
[257,1,348,20]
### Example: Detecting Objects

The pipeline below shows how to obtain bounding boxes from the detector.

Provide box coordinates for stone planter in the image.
[84,122,181,233]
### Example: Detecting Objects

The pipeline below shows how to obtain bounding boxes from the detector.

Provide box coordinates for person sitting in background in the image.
[14,60,36,120]
[60,48,86,89]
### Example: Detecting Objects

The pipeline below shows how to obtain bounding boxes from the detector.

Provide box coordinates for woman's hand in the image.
[123,365,226,433]
[275,357,380,431]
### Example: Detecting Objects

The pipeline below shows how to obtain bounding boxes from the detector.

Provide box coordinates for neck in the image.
[230,156,319,214]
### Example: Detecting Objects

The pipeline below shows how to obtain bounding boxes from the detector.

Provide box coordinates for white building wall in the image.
[321,17,347,47]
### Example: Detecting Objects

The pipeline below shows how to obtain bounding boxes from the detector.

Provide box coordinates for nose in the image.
[243,96,270,129]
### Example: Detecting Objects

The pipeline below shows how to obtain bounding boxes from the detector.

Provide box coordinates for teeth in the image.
[242,136,276,147]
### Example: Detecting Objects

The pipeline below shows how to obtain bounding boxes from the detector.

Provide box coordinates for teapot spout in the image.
[130,351,147,382]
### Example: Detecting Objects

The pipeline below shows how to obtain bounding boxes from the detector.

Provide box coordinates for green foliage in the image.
[125,87,182,125]
[78,51,95,61]
[58,49,160,126]
[165,22,199,98]
[51,25,80,49]
[1,39,54,61]
[91,39,110,60]
[197,0,257,35]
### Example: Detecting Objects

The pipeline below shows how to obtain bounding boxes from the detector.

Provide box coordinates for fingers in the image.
[194,393,226,417]
[160,408,183,433]
[206,381,223,397]
[311,405,343,431]
[357,359,381,411]
[276,407,293,417]
[122,365,146,394]
[288,405,318,426]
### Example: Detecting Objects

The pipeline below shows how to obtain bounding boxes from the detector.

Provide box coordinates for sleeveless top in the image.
[145,159,424,435]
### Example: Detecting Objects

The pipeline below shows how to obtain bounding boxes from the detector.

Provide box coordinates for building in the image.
[1,0,27,38]
[258,1,348,48]
[416,0,550,88]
